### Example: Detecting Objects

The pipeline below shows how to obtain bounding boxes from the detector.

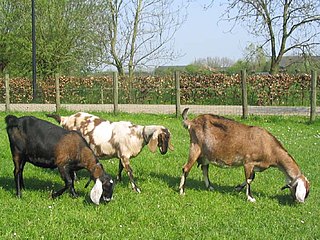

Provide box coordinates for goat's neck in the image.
[89,162,104,180]
[142,125,160,143]
[278,153,302,182]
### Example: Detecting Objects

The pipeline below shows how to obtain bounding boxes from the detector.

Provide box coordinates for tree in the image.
[35,0,100,77]
[0,0,30,75]
[192,57,235,70]
[220,0,320,74]
[94,0,187,78]
[243,43,269,73]
[0,0,101,78]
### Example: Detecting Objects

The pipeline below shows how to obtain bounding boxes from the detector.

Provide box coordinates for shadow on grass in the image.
[150,171,244,195]
[0,176,87,198]
[148,171,298,205]
[271,193,296,206]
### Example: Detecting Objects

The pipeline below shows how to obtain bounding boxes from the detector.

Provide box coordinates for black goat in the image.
[5,115,114,204]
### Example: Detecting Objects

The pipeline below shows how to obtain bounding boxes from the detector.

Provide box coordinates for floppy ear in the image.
[148,136,158,153]
[90,179,103,205]
[168,137,174,151]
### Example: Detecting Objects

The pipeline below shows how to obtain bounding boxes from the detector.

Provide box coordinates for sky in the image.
[171,1,252,66]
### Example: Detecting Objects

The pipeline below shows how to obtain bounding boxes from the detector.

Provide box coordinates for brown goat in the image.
[5,115,114,204]
[179,108,310,203]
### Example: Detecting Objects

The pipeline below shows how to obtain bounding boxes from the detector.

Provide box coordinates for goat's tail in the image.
[46,113,61,124]
[5,115,19,128]
[182,108,191,129]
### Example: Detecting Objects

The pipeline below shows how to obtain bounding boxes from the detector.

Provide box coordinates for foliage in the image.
[191,56,235,70]
[225,60,250,75]
[184,64,213,75]
[0,112,319,239]
[0,73,319,105]
[0,0,105,78]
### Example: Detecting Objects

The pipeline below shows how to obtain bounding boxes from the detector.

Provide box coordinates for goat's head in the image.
[281,175,310,203]
[148,127,173,154]
[90,172,114,205]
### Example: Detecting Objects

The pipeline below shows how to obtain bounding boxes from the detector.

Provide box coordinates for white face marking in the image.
[90,179,103,205]
[295,178,307,203]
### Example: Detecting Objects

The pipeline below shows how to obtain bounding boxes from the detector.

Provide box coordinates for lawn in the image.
[0,111,319,239]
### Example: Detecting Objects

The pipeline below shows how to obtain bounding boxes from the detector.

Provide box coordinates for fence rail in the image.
[1,71,318,120]
[1,103,318,116]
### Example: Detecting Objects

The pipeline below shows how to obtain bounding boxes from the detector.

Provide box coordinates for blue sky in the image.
[171,1,252,66]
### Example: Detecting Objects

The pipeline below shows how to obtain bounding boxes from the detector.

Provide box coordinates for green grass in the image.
[0,111,319,239]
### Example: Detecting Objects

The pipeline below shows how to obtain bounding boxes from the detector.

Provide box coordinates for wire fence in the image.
[0,71,319,118]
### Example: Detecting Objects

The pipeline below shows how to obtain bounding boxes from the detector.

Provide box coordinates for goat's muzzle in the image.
[101,177,114,203]
[281,176,310,203]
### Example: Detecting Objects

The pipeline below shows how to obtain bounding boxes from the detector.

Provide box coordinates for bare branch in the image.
[217,0,320,73]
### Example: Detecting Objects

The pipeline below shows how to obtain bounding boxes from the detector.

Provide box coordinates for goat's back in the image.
[5,115,70,167]
[187,114,285,166]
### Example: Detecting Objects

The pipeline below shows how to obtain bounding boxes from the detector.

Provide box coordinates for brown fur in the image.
[180,108,309,202]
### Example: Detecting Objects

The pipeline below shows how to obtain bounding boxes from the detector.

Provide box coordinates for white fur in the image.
[90,179,103,205]
[295,178,307,203]
[52,112,172,193]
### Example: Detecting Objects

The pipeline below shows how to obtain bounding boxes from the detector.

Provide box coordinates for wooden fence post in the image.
[5,74,10,112]
[100,86,104,104]
[241,69,248,119]
[310,70,317,122]
[175,71,181,118]
[113,72,119,114]
[55,73,61,112]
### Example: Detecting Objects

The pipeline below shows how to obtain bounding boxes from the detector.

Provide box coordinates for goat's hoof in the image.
[132,187,141,193]
[179,189,185,195]
[71,193,78,198]
[51,192,58,199]
[247,197,256,203]
[116,176,122,182]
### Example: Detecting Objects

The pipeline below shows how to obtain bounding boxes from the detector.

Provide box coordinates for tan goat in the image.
[179,108,310,203]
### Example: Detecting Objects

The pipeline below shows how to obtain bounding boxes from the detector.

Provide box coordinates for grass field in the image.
[0,111,319,239]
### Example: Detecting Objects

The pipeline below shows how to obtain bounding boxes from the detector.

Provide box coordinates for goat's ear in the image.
[168,137,174,151]
[148,135,158,153]
[90,179,103,205]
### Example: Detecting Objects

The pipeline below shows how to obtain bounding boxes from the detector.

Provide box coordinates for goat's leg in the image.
[235,172,255,192]
[19,160,27,190]
[243,164,256,202]
[201,164,214,191]
[13,154,24,198]
[68,170,78,198]
[52,165,74,199]
[117,159,124,182]
[179,143,201,195]
[121,157,140,193]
